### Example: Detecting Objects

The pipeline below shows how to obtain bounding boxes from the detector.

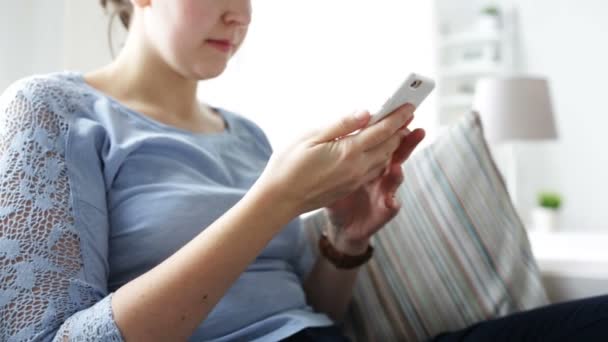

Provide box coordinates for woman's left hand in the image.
[325,127,426,254]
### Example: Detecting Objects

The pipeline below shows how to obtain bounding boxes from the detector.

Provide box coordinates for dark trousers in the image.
[282,295,608,342]
[281,325,351,342]
[432,295,608,342]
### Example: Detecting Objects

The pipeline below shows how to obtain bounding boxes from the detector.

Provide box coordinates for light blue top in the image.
[0,72,332,341]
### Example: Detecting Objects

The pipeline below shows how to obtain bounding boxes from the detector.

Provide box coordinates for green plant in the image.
[538,192,562,210]
[481,6,500,16]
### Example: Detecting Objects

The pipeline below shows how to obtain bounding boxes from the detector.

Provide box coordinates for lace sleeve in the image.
[0,79,124,341]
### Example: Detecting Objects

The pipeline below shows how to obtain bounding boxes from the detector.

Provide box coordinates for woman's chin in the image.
[190,63,227,81]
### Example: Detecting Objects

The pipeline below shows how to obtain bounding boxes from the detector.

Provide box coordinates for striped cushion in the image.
[301,111,548,341]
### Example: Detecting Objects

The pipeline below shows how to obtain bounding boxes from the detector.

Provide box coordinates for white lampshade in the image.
[472,77,558,143]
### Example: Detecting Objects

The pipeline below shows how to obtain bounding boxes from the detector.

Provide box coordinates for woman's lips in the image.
[207,39,233,53]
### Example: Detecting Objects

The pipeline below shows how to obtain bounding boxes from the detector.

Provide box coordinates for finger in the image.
[361,138,403,185]
[382,158,392,177]
[385,191,402,210]
[367,127,422,180]
[383,163,405,191]
[313,110,370,143]
[378,165,404,208]
[398,115,416,131]
[351,104,415,152]
[360,162,389,185]
[392,128,426,164]
[365,128,408,169]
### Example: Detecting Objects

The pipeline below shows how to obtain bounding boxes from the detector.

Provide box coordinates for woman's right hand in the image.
[254,104,416,216]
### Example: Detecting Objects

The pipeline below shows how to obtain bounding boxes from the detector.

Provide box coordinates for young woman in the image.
[1,1,608,341]
[0,0,423,340]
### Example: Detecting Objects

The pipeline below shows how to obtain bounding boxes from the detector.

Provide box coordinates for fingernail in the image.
[353,110,368,121]
[400,128,412,136]
[405,113,415,124]
[388,194,398,207]
[403,103,416,112]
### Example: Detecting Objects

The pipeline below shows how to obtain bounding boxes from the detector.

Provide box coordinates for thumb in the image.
[314,110,370,143]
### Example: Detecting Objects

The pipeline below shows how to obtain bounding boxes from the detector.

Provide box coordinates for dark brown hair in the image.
[100,0,132,57]
[100,0,133,29]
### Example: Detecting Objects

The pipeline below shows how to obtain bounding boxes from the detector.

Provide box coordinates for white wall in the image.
[62,0,118,71]
[0,2,31,89]
[0,0,121,91]
[506,0,608,231]
[0,1,65,90]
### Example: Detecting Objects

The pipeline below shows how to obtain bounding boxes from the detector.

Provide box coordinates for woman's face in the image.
[136,0,252,80]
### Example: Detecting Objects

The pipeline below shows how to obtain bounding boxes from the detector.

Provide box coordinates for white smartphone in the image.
[367,73,435,127]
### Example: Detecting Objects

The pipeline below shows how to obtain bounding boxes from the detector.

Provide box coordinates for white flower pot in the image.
[532,207,560,232]
[477,14,500,33]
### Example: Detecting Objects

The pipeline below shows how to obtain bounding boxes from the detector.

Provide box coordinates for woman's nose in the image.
[223,1,252,27]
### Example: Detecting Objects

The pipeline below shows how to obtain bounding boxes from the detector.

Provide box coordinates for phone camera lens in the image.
[410,80,422,89]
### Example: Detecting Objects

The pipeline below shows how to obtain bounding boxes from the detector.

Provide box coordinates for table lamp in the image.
[472,76,558,211]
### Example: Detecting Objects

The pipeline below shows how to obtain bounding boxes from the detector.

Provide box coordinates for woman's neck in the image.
[86,23,201,122]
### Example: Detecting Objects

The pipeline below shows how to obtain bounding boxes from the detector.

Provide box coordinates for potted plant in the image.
[478,5,501,32]
[532,192,562,232]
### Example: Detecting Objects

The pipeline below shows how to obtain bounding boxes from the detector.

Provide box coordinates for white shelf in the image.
[439,94,474,109]
[440,31,501,49]
[440,64,504,79]
[436,5,515,129]
[528,230,608,278]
